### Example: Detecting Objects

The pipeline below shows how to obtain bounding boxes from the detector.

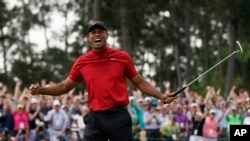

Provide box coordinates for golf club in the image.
[163,41,243,104]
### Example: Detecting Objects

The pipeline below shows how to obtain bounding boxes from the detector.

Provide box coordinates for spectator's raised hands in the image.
[0,85,7,95]
[216,88,221,96]
[132,89,143,99]
[229,85,237,99]
[163,81,171,93]
[41,79,47,87]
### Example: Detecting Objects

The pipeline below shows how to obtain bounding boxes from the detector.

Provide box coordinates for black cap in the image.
[88,20,107,32]
[171,115,177,120]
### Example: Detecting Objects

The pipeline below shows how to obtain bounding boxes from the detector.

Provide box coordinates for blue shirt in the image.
[133,99,145,130]
[45,109,68,130]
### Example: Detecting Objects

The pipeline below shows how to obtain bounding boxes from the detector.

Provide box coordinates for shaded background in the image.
[0,0,250,97]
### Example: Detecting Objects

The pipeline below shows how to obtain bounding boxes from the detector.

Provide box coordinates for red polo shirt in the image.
[68,47,138,111]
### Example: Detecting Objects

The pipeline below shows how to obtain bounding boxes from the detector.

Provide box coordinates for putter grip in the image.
[163,86,187,104]
[172,86,187,97]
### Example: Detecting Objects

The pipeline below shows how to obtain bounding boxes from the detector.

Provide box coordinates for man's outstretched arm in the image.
[29,78,79,96]
[129,74,176,104]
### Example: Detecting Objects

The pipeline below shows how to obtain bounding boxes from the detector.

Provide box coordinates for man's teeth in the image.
[95,39,101,42]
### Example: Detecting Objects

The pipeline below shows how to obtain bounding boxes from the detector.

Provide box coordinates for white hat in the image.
[31,98,38,103]
[247,109,250,113]
[246,98,250,102]
[232,106,237,111]
[209,109,216,114]
[145,97,152,102]
[175,104,182,109]
[53,100,61,106]
[191,103,197,107]
[129,96,135,101]
[72,114,79,120]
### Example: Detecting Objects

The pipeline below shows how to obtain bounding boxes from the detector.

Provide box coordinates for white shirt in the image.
[45,109,68,130]
[243,116,250,125]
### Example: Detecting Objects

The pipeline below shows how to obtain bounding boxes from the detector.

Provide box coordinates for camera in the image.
[21,129,26,135]
[38,126,44,132]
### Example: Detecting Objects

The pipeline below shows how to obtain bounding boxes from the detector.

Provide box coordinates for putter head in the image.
[236,41,243,53]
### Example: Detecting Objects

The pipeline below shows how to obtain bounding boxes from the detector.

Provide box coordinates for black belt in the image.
[91,107,127,114]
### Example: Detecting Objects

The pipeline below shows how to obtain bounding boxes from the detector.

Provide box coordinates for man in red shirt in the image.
[29,20,176,141]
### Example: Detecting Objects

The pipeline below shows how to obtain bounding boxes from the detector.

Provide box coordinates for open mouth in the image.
[94,38,101,45]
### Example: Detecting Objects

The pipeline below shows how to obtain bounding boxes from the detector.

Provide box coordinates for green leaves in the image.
[0,0,250,94]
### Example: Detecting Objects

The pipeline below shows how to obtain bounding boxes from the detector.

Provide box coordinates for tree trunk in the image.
[174,45,182,90]
[120,0,134,94]
[94,0,101,20]
[0,29,8,82]
[120,0,132,54]
[204,34,209,85]
[184,1,192,84]
[41,0,49,49]
[224,21,238,97]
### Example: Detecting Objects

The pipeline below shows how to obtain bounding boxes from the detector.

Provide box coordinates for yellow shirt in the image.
[160,121,180,137]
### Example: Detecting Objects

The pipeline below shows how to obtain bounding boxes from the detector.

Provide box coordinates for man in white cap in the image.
[45,99,68,141]
[28,97,44,140]
[203,109,225,141]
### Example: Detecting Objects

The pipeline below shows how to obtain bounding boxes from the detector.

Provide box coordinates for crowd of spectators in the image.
[0,80,89,141]
[0,79,249,141]
[128,81,250,141]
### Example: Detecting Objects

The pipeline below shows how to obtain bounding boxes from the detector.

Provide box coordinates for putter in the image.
[163,41,243,103]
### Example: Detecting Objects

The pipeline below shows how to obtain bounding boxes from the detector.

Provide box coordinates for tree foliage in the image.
[0,0,249,96]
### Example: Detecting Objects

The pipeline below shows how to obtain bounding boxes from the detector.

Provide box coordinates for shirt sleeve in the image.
[62,111,69,129]
[68,57,84,82]
[123,52,138,78]
[44,110,52,121]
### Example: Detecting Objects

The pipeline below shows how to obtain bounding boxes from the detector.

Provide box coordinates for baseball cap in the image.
[129,96,135,101]
[171,115,177,121]
[31,98,38,104]
[53,100,61,106]
[145,97,152,102]
[17,104,24,109]
[232,106,237,111]
[247,109,250,113]
[88,20,107,33]
[246,98,250,102]
[209,109,216,114]
[191,103,197,107]
[23,93,29,99]
[175,103,182,109]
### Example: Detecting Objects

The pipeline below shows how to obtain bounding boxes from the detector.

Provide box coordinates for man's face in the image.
[88,27,108,51]
[54,105,60,111]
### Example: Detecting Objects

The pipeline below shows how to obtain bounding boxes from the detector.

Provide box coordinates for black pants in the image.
[83,107,133,141]
[145,129,160,141]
